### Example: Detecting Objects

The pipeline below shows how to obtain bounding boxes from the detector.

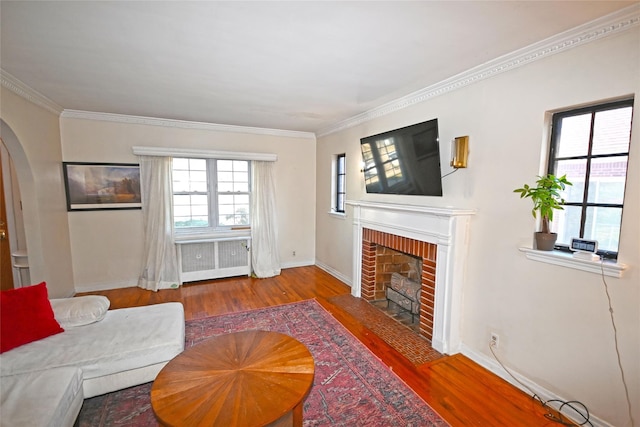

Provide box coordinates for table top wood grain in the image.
[151,330,315,426]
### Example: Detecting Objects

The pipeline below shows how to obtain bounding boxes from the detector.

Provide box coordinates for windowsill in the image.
[328,211,347,219]
[175,229,251,243]
[518,247,627,278]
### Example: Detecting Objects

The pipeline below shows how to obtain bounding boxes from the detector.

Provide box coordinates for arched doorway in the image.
[1,121,30,289]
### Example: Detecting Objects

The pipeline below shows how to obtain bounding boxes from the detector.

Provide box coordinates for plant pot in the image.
[535,232,557,251]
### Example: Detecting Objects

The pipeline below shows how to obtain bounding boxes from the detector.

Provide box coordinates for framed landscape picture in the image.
[63,162,142,211]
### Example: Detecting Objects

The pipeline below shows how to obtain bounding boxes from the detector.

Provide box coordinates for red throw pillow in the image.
[0,282,64,353]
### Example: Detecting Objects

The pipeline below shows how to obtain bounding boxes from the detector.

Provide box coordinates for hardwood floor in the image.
[80,266,569,426]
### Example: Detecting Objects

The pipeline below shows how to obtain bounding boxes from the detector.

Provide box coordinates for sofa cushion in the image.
[50,296,110,328]
[0,282,64,353]
[0,367,83,427]
[0,302,185,397]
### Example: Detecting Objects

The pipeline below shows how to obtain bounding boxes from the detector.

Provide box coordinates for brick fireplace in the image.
[348,200,475,354]
[361,228,437,341]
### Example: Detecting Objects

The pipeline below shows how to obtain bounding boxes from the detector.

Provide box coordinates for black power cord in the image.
[600,258,635,427]
[489,343,593,426]
[542,399,591,426]
[440,168,459,179]
[488,256,636,427]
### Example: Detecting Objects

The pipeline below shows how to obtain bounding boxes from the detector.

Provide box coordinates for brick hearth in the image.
[361,228,437,341]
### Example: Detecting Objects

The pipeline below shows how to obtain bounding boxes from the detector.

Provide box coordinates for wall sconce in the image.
[451,136,469,168]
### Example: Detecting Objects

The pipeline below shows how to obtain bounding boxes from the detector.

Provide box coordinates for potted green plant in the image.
[513,174,572,251]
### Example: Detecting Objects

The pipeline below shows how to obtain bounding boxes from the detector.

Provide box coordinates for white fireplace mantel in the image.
[346,200,476,355]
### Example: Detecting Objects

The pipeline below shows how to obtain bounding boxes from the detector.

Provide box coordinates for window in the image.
[361,138,403,189]
[172,158,250,232]
[332,154,346,214]
[548,99,633,259]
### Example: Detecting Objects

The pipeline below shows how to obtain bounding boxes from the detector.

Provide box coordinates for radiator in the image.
[176,237,251,283]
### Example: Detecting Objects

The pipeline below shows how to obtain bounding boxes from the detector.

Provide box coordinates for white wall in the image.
[0,87,75,298]
[60,117,316,291]
[316,29,639,426]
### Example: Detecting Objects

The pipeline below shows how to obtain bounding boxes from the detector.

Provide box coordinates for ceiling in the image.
[1,1,636,134]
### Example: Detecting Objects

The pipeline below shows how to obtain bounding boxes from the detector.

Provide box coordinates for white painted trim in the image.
[346,200,476,218]
[1,144,22,288]
[314,260,352,287]
[459,343,613,427]
[327,211,347,219]
[518,247,628,278]
[317,4,640,137]
[3,5,637,141]
[0,70,63,115]
[132,145,277,161]
[73,279,137,294]
[280,260,315,270]
[61,109,316,140]
[74,262,313,292]
[174,230,251,242]
[347,200,476,354]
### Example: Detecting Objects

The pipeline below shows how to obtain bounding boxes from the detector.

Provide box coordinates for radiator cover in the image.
[177,238,250,283]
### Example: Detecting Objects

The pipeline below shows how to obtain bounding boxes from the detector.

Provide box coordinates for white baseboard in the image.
[314,260,352,287]
[72,262,316,293]
[74,280,137,294]
[280,259,315,269]
[74,262,312,293]
[459,343,612,427]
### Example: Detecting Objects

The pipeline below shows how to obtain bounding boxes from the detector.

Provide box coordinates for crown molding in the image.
[3,4,638,139]
[317,4,640,138]
[132,145,277,161]
[60,109,316,140]
[1,68,314,139]
[0,69,64,115]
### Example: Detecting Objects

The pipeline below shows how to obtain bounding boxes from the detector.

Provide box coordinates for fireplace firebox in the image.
[361,228,437,341]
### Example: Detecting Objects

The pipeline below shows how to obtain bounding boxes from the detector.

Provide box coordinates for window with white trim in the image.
[172,158,251,232]
[548,99,633,260]
[331,153,346,214]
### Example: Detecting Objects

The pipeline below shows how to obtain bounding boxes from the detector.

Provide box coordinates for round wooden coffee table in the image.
[151,330,315,427]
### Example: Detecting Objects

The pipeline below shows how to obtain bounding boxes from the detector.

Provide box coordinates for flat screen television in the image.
[360,119,443,196]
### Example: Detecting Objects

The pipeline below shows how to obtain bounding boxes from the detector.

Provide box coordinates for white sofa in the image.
[0,299,185,427]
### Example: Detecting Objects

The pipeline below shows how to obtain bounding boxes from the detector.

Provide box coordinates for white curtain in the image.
[251,161,281,278]
[137,156,180,291]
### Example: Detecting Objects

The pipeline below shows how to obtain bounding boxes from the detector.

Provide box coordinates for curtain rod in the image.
[132,146,277,161]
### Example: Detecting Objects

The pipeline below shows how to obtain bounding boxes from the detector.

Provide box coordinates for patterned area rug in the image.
[77,299,447,426]
[328,294,444,366]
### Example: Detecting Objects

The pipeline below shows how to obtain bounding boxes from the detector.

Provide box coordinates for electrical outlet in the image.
[292,250,296,257]
[490,332,499,349]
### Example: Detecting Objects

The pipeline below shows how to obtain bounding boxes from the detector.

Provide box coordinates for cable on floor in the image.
[487,256,636,427]
[488,343,593,426]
